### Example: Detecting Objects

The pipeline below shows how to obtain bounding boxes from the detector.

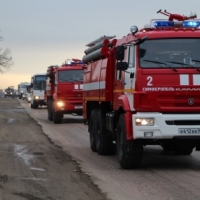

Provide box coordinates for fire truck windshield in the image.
[34,75,46,90]
[59,70,83,82]
[139,38,200,69]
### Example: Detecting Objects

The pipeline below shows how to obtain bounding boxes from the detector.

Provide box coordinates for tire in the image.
[34,104,38,109]
[173,141,194,155]
[47,100,53,121]
[89,110,98,152]
[161,143,174,152]
[94,110,115,155]
[31,103,38,109]
[53,111,63,124]
[116,114,143,169]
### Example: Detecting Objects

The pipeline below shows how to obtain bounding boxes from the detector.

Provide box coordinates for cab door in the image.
[113,45,136,111]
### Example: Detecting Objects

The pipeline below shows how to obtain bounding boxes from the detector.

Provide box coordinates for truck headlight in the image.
[34,96,40,100]
[135,118,154,126]
[56,101,65,107]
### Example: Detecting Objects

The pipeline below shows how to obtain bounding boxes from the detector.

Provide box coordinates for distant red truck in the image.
[45,59,84,124]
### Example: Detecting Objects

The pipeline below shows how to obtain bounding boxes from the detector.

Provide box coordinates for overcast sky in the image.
[0,0,199,90]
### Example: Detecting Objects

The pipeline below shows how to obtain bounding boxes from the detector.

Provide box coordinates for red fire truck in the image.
[82,10,200,169]
[45,59,84,124]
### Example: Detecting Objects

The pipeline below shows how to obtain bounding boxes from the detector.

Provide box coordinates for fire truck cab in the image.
[46,59,84,124]
[83,10,200,169]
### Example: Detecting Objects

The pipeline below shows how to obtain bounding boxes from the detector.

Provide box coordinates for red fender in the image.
[118,95,133,140]
[118,94,131,111]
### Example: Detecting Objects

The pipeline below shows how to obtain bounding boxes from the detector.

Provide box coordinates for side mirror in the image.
[140,49,146,58]
[49,74,54,79]
[116,46,126,61]
[116,62,128,71]
[50,79,54,84]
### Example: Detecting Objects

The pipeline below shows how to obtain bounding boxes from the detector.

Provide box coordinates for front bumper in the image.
[133,112,200,139]
[34,99,46,105]
[54,100,83,114]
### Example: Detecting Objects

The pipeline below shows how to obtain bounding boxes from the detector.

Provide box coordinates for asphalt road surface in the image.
[2,98,200,200]
[0,98,108,200]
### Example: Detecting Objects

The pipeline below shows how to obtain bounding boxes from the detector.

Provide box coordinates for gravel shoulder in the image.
[0,98,109,200]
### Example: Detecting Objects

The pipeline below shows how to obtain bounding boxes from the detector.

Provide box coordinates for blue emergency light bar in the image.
[66,61,84,65]
[153,21,174,28]
[66,61,74,65]
[182,21,200,28]
[153,20,200,28]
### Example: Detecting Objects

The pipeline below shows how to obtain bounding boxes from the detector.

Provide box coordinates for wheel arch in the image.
[117,107,133,140]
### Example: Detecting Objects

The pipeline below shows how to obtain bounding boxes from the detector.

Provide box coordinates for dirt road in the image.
[22,97,200,200]
[2,98,200,200]
[0,98,109,200]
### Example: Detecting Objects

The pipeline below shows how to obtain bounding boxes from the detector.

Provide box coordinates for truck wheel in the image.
[173,141,194,155]
[94,110,115,155]
[31,103,38,109]
[117,114,143,169]
[47,101,53,121]
[53,111,63,124]
[30,101,37,109]
[34,104,38,109]
[89,110,98,152]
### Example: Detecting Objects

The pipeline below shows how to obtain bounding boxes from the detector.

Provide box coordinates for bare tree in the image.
[0,35,13,73]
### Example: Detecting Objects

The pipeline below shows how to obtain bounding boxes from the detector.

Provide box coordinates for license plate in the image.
[178,128,200,134]
[75,106,83,109]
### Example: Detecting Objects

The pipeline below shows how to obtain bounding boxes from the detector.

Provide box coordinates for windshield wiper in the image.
[166,61,200,72]
[69,78,82,82]
[143,60,177,72]
[59,79,73,82]
[192,59,200,64]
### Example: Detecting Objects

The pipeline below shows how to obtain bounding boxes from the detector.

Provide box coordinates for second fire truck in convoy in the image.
[45,59,84,124]
[82,10,200,169]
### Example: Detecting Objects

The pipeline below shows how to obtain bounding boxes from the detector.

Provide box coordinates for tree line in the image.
[0,34,13,73]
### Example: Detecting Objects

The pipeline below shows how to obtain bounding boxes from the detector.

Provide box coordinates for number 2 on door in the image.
[147,76,153,86]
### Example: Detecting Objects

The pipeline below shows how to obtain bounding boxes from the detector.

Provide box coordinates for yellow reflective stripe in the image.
[84,97,105,101]
[113,89,135,93]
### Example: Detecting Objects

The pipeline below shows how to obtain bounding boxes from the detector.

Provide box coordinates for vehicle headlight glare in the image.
[135,118,154,126]
[34,96,40,100]
[57,101,65,107]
